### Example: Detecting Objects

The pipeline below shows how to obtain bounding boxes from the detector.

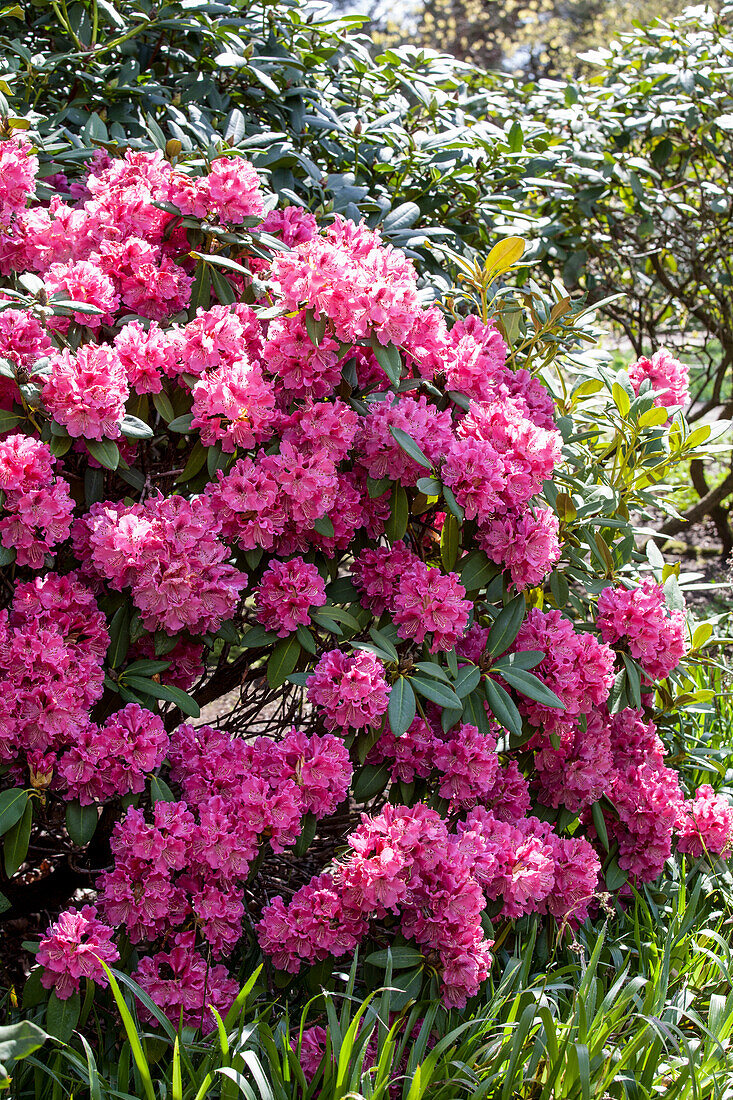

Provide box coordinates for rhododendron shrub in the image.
[0,130,728,1033]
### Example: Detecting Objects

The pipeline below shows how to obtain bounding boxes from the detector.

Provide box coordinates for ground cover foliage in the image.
[0,1,732,1097]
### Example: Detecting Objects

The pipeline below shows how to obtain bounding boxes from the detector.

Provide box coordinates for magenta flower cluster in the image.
[0,136,724,1026]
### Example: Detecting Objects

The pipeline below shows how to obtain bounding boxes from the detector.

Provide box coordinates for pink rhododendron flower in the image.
[628,348,689,409]
[191,357,276,452]
[255,557,326,636]
[307,649,390,731]
[37,905,118,999]
[479,507,561,590]
[596,579,687,681]
[392,560,470,652]
[0,135,38,223]
[44,345,129,439]
[676,785,733,858]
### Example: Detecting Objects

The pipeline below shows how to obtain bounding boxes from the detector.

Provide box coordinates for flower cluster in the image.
[596,579,688,681]
[0,434,73,567]
[3,142,725,1030]
[628,348,690,409]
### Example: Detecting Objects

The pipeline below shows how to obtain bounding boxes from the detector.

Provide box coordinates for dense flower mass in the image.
[1,138,723,1031]
[596,579,687,681]
[628,348,690,409]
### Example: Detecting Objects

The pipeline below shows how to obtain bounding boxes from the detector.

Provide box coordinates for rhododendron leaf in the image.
[295,624,317,654]
[486,594,526,656]
[549,570,570,607]
[353,763,390,802]
[607,670,628,714]
[65,801,98,847]
[692,622,714,651]
[622,654,642,707]
[462,687,491,736]
[121,676,200,718]
[267,636,301,689]
[410,675,461,710]
[365,946,424,970]
[294,813,317,857]
[209,266,237,307]
[315,606,361,631]
[413,661,451,684]
[45,991,80,1044]
[496,667,564,709]
[604,857,628,891]
[440,512,460,572]
[369,337,402,386]
[442,484,465,522]
[591,802,610,852]
[484,236,525,281]
[174,439,205,482]
[454,664,481,698]
[0,410,22,433]
[555,492,577,523]
[367,476,391,499]
[20,968,45,1010]
[305,310,327,348]
[594,533,615,577]
[416,476,441,496]
[0,546,16,567]
[440,704,463,733]
[663,573,685,612]
[458,550,495,594]
[287,672,310,687]
[4,799,32,877]
[206,443,228,477]
[388,677,416,737]
[312,613,343,636]
[314,514,335,537]
[85,438,119,471]
[50,299,104,316]
[327,578,360,603]
[0,789,28,837]
[150,776,176,804]
[189,260,211,315]
[389,425,433,471]
[384,485,409,542]
[151,391,175,423]
[484,676,523,739]
[492,650,544,671]
[123,659,171,677]
[366,625,399,661]
[120,414,153,440]
[49,435,72,458]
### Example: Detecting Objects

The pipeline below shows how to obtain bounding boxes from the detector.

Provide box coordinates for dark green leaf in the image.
[85,438,119,470]
[410,675,461,710]
[591,801,609,852]
[486,594,526,656]
[454,664,481,698]
[384,485,408,542]
[369,338,402,386]
[353,763,391,802]
[484,676,523,738]
[365,946,424,970]
[313,514,335,537]
[459,550,496,593]
[168,414,194,433]
[107,603,131,669]
[241,624,279,648]
[0,789,28,837]
[122,676,200,718]
[267,636,301,689]
[388,677,416,737]
[389,425,432,470]
[150,776,176,804]
[4,799,32,877]
[45,991,80,1044]
[0,410,22,433]
[494,667,565,709]
[440,512,460,571]
[65,801,98,847]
